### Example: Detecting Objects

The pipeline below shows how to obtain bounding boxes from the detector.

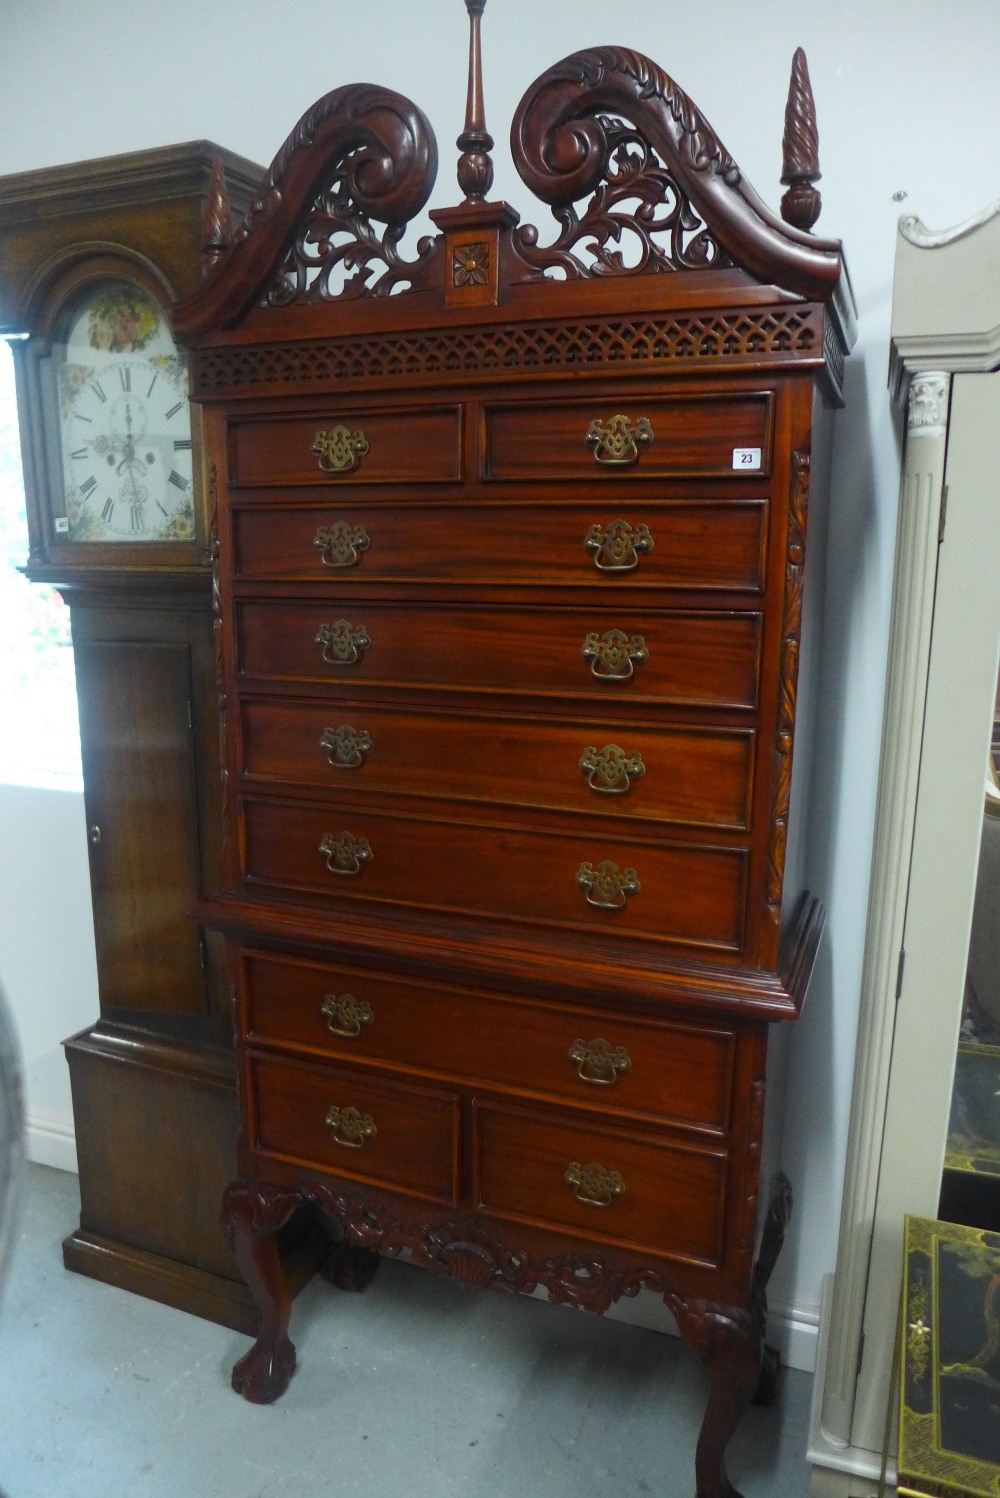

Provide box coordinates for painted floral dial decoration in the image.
[54,281,194,543]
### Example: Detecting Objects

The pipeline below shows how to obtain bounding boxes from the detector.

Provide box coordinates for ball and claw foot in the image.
[231,1334,296,1404]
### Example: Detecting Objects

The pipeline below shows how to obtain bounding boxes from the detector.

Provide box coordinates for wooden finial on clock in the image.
[202,158,233,276]
[780,47,822,231]
[456,0,494,202]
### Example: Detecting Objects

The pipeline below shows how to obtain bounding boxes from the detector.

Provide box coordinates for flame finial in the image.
[780,47,821,231]
[456,0,493,201]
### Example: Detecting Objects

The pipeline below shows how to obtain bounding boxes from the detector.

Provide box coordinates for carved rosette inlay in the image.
[576,859,640,910]
[578,743,646,795]
[316,619,371,666]
[320,724,374,769]
[907,372,949,436]
[765,449,810,916]
[451,241,490,287]
[319,831,373,876]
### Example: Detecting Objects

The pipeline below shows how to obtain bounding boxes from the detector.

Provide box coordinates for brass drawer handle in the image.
[321,993,374,1037]
[316,619,371,666]
[312,425,369,474]
[321,725,374,769]
[569,1038,632,1086]
[314,522,371,568]
[584,520,654,572]
[576,860,640,910]
[579,743,646,795]
[325,1104,377,1148]
[319,831,373,876]
[584,415,653,466]
[581,629,648,681]
[565,1161,625,1207]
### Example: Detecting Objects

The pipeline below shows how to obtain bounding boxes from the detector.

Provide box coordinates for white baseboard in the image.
[24,1113,78,1175]
[807,1274,892,1495]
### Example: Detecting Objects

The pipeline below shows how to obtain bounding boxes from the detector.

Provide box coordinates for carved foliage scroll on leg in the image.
[221,1179,302,1404]
[670,1295,762,1498]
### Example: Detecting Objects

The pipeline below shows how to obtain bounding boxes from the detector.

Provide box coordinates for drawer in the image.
[231,500,767,593]
[247,1051,460,1205]
[483,392,773,481]
[473,1100,727,1266]
[236,601,763,711]
[242,950,737,1132]
[242,797,748,951]
[240,698,755,831]
[226,404,462,486]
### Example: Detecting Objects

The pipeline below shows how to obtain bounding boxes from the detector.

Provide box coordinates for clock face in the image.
[53,281,194,544]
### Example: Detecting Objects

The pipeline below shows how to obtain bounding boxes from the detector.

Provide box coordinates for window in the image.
[0,339,82,790]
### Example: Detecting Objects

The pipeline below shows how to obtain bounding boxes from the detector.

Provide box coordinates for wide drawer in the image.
[239,698,755,831]
[483,392,773,481]
[236,601,763,710]
[241,948,737,1132]
[231,500,767,593]
[247,1051,460,1204]
[226,404,463,486]
[242,797,748,951]
[473,1099,728,1267]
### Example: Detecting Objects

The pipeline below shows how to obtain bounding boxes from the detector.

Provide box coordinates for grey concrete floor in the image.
[0,1164,814,1498]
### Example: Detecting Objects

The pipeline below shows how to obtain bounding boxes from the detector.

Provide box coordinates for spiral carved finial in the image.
[202,157,232,276]
[456,0,494,201]
[780,47,821,232]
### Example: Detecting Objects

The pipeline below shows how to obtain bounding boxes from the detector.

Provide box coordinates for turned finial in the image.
[456,0,494,202]
[202,157,232,276]
[780,47,822,232]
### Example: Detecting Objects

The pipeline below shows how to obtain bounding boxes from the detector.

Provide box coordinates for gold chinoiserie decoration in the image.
[324,1104,377,1148]
[581,629,649,681]
[314,522,371,568]
[320,993,374,1038]
[565,1160,625,1207]
[312,424,370,473]
[319,831,373,876]
[584,519,654,572]
[584,414,654,465]
[320,724,374,769]
[576,860,640,910]
[579,743,646,795]
[569,1037,632,1086]
[316,619,371,665]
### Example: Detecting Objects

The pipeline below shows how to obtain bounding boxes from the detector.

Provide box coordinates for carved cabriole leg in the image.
[751,1172,793,1407]
[669,1295,762,1498]
[221,1178,303,1404]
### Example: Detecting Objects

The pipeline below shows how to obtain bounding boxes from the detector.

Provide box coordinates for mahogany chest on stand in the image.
[175,10,854,1495]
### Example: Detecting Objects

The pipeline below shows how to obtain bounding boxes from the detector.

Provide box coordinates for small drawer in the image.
[483,392,773,481]
[231,500,767,593]
[236,601,763,711]
[226,404,462,487]
[239,698,755,832]
[473,1100,727,1267]
[242,797,748,952]
[247,1051,460,1205]
[241,949,737,1133]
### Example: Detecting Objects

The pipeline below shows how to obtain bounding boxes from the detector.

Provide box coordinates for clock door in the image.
[75,638,207,1015]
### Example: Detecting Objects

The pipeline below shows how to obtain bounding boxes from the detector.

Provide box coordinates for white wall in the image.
[2,0,1000,1366]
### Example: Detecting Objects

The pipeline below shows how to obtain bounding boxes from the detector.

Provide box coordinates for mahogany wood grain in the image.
[482,391,773,481]
[235,599,763,709]
[240,948,738,1133]
[238,697,755,830]
[227,405,463,486]
[248,1052,461,1205]
[240,794,748,951]
[231,497,768,593]
[472,1099,727,1266]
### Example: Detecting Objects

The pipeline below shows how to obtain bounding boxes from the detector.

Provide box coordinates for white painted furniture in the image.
[809,203,1000,1494]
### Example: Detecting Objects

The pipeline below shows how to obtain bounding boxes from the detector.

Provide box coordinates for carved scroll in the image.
[510,47,844,300]
[176,85,440,334]
[765,449,810,927]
